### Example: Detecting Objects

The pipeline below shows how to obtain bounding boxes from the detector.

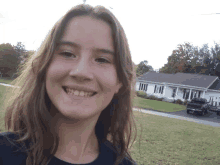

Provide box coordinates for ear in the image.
[115,82,122,94]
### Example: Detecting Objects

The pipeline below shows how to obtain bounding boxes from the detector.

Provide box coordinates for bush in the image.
[136,91,148,99]
[176,99,183,105]
[183,100,188,105]
[157,97,164,101]
[147,95,158,100]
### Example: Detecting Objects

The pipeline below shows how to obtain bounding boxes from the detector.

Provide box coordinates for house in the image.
[136,71,220,106]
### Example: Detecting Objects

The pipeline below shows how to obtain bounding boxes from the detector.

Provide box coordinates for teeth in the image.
[66,88,94,97]
[74,90,79,96]
[79,91,84,96]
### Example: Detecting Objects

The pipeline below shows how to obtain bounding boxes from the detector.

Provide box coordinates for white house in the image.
[136,71,220,106]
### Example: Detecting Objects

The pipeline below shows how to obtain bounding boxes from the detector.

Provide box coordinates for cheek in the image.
[46,62,67,82]
[98,68,117,81]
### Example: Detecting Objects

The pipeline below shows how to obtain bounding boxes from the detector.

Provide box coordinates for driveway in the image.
[165,109,220,123]
[133,108,220,127]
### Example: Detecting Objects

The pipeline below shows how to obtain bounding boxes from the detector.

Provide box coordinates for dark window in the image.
[190,91,193,100]
[154,85,157,93]
[161,86,164,94]
[186,90,190,100]
[145,84,148,92]
[139,83,148,92]
[183,89,186,99]
[198,91,201,98]
[172,88,176,97]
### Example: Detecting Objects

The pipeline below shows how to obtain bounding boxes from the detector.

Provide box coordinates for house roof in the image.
[208,78,220,90]
[137,72,218,88]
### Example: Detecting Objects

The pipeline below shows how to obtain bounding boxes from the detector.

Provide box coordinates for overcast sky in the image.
[0,0,220,70]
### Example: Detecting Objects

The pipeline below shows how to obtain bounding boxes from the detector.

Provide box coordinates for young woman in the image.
[0,4,137,165]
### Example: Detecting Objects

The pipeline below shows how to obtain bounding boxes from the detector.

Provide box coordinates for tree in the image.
[0,43,20,77]
[159,42,196,74]
[14,42,26,64]
[136,60,153,77]
[159,42,220,76]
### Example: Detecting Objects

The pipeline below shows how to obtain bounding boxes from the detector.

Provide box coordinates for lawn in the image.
[0,85,220,164]
[130,111,220,165]
[133,96,186,112]
[0,85,10,132]
[0,78,13,84]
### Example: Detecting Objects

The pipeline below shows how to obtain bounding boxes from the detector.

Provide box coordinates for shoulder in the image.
[0,132,27,165]
[101,140,137,165]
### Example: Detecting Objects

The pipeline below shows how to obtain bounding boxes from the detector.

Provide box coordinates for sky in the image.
[0,0,220,70]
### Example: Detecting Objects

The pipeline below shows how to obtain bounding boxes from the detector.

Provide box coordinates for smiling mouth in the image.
[62,86,97,97]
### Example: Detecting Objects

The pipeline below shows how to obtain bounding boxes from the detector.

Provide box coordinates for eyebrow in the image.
[57,41,115,56]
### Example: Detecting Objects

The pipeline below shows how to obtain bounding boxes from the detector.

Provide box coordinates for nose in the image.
[69,53,94,82]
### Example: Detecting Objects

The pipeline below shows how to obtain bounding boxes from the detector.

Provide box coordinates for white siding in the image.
[164,86,173,98]
[146,84,155,95]
[204,91,220,106]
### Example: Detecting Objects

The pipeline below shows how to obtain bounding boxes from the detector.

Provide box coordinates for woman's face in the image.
[46,16,122,120]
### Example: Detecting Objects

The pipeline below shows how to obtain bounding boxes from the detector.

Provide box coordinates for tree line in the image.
[159,42,220,77]
[0,42,35,78]
[136,42,220,78]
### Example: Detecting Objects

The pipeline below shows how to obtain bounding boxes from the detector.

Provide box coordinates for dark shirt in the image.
[0,132,137,165]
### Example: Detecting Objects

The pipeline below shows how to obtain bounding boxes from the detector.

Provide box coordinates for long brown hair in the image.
[3,4,137,165]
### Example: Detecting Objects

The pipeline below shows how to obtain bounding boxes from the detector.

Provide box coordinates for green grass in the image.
[0,85,10,132]
[133,96,186,112]
[0,85,220,164]
[131,111,220,165]
[0,78,13,84]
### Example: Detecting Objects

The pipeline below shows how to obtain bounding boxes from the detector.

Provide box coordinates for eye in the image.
[59,51,76,58]
[96,58,111,64]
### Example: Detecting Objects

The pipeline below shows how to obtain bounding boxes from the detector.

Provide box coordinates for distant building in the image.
[136,72,220,106]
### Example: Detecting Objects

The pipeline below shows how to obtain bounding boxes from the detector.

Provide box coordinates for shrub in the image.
[176,99,183,105]
[147,95,158,100]
[183,100,188,105]
[157,97,164,101]
[136,91,147,99]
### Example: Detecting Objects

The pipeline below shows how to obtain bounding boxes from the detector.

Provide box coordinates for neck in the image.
[51,113,100,162]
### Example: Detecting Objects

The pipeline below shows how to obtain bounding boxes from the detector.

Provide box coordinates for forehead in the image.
[61,16,114,51]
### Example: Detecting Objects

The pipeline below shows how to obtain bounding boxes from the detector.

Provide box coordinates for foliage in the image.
[136,60,153,77]
[0,43,20,77]
[176,99,183,105]
[0,42,35,78]
[136,91,148,99]
[159,42,220,78]
[183,100,188,105]
[136,91,164,101]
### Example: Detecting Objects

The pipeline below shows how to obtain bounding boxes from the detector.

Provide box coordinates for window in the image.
[139,83,148,92]
[183,89,190,99]
[154,85,164,94]
[172,88,176,97]
[198,91,201,98]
